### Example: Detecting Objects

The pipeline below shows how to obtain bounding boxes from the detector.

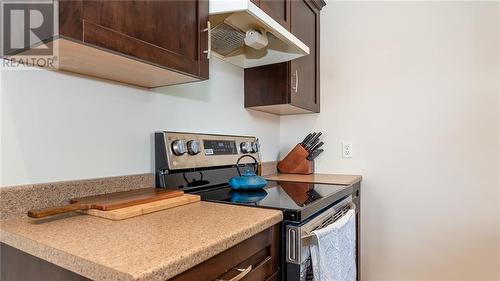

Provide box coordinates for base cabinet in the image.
[0,224,280,281]
[0,243,90,281]
[171,224,280,281]
[244,0,325,115]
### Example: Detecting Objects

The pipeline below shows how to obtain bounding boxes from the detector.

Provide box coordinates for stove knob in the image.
[251,141,260,153]
[187,140,201,155]
[240,142,252,154]
[171,140,187,156]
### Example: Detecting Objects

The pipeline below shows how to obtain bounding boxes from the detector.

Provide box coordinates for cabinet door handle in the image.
[295,69,299,93]
[215,265,252,281]
[291,69,298,93]
[203,21,211,59]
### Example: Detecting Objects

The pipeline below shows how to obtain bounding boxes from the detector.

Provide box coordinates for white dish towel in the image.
[310,209,356,281]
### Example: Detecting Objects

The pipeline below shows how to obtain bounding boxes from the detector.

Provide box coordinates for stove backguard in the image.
[155,131,261,190]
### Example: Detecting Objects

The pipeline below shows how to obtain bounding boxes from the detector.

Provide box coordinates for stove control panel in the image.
[155,131,261,170]
[203,140,238,155]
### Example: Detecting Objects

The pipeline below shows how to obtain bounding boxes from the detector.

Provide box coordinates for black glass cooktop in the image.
[191,180,353,222]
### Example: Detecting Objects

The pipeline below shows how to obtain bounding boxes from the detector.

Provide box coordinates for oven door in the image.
[283,196,354,281]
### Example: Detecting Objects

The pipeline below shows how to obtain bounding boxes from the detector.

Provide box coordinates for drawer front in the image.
[170,224,279,281]
[218,248,274,281]
[242,256,273,281]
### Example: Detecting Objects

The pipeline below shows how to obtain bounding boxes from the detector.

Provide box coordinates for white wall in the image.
[1,59,280,186]
[280,2,500,280]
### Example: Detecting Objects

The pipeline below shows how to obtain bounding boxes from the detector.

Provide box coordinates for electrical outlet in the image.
[342,141,353,158]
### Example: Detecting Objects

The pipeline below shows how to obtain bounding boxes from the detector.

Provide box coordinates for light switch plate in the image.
[342,141,353,158]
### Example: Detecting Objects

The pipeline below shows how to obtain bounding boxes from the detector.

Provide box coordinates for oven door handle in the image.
[301,202,356,245]
[285,197,354,264]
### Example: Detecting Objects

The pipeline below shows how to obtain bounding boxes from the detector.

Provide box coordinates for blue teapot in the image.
[228,155,267,190]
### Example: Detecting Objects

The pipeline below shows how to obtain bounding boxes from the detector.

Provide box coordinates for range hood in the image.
[209,0,309,68]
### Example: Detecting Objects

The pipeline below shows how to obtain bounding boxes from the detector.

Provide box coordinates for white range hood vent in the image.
[209,0,309,68]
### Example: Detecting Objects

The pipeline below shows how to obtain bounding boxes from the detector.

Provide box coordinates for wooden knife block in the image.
[277,144,315,175]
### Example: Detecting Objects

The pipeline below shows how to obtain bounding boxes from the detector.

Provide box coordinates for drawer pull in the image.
[295,69,299,93]
[203,21,211,59]
[215,265,252,281]
[291,69,298,93]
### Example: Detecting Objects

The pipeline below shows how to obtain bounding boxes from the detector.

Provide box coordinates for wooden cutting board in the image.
[83,194,201,220]
[27,188,184,218]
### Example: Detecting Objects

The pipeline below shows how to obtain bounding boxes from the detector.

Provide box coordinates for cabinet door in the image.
[80,0,209,79]
[290,0,319,112]
[259,0,291,30]
[245,63,290,107]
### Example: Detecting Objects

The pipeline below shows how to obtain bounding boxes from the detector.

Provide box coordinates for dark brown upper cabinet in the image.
[7,0,209,88]
[244,0,325,115]
[253,0,291,30]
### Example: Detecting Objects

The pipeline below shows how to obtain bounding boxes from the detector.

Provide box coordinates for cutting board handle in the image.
[28,203,90,218]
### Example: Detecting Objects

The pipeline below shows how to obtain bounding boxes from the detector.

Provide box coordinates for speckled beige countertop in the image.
[265,173,362,186]
[0,201,282,281]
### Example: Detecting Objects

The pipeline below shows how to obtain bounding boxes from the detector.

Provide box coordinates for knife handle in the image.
[301,133,313,146]
[310,141,324,152]
[307,138,320,151]
[307,149,324,161]
[304,132,317,147]
[305,132,322,150]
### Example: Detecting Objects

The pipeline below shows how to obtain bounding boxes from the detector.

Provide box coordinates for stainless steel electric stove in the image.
[154,131,355,281]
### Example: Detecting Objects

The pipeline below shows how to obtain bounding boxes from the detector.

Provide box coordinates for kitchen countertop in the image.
[265,173,362,186]
[0,201,283,281]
